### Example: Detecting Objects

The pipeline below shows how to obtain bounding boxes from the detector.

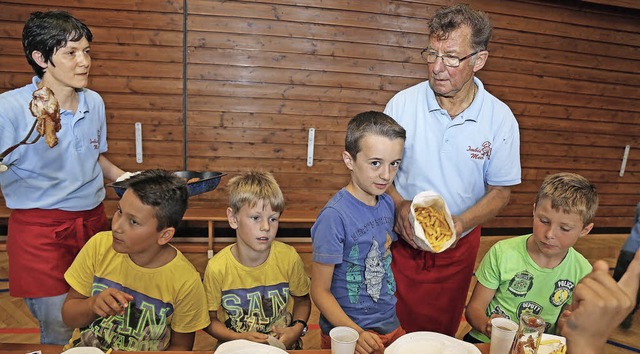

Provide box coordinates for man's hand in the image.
[394,199,417,248]
[91,288,134,317]
[448,215,465,248]
[560,250,640,354]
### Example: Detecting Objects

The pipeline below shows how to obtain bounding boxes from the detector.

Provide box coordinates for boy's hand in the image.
[485,314,503,338]
[91,288,134,317]
[271,326,299,349]
[239,331,268,344]
[356,331,384,354]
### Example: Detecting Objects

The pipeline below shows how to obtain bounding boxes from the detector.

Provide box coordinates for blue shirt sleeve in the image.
[311,207,347,265]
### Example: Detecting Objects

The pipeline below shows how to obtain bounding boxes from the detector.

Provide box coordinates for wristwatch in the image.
[289,319,308,337]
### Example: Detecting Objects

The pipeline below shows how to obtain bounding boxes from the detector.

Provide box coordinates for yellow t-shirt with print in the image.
[64,231,210,351]
[203,241,310,334]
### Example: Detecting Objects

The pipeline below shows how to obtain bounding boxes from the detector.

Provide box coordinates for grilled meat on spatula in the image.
[29,86,61,148]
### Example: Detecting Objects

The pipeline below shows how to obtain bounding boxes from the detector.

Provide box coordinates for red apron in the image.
[7,204,109,298]
[391,226,481,336]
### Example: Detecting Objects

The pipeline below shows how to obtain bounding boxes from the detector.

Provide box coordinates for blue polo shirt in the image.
[384,77,521,236]
[0,76,108,210]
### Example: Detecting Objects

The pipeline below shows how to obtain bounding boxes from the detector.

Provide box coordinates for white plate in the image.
[385,332,481,354]
[538,333,566,354]
[61,348,104,354]
[215,339,288,354]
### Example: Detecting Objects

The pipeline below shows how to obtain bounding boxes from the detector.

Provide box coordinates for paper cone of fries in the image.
[409,191,457,253]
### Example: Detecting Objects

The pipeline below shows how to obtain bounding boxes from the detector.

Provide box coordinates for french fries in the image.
[540,339,566,354]
[414,206,453,252]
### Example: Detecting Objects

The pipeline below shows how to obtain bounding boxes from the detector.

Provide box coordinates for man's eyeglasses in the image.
[420,49,480,67]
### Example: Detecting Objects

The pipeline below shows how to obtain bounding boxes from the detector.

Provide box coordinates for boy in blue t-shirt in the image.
[465,172,598,343]
[311,111,406,353]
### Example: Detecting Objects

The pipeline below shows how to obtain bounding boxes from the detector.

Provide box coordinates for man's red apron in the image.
[7,204,109,298]
[391,226,481,336]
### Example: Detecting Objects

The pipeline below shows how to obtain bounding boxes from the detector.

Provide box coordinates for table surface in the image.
[0,342,491,354]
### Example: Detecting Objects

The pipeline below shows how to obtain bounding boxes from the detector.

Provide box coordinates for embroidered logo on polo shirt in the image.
[466,141,492,160]
[508,270,534,297]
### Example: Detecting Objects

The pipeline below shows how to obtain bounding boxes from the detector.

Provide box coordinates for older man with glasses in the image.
[384,4,521,336]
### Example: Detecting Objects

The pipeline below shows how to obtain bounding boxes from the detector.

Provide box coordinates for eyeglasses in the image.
[420,49,480,67]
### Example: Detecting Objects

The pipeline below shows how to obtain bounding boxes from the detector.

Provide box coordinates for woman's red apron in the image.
[7,204,109,298]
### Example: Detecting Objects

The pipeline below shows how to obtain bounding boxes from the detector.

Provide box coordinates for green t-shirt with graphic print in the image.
[469,235,591,343]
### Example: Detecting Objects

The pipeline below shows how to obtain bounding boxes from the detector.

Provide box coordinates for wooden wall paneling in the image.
[181,0,639,229]
[0,0,638,230]
[509,102,638,125]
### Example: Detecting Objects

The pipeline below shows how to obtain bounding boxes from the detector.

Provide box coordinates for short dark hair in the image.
[120,169,189,231]
[345,111,406,159]
[428,4,492,52]
[22,10,93,78]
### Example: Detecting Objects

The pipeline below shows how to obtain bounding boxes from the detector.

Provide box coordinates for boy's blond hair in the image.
[535,172,598,226]
[227,170,285,214]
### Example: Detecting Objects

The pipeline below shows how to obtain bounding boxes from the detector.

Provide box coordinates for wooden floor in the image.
[1,234,638,352]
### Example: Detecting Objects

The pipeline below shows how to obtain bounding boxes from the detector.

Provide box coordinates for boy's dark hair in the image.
[535,172,599,226]
[227,170,285,214]
[428,4,492,52]
[345,111,406,159]
[22,10,93,78]
[120,169,189,231]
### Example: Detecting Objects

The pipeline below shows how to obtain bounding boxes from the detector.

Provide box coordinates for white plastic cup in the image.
[490,317,518,354]
[329,326,359,354]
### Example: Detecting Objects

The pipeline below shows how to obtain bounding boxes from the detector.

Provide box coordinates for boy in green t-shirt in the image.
[464,172,598,343]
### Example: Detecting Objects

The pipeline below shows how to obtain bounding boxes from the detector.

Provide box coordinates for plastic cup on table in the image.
[490,317,518,354]
[329,326,359,354]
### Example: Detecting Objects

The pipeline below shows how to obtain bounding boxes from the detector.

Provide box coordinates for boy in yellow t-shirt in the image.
[61,169,210,351]
[203,171,311,350]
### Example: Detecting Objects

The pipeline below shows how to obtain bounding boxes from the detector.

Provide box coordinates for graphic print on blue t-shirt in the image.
[221,282,290,333]
[346,245,362,303]
[364,240,384,301]
[80,277,174,351]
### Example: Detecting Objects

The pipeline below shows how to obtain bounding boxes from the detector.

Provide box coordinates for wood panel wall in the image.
[0,0,638,231]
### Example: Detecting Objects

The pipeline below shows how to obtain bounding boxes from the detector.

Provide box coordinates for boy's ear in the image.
[579,222,594,238]
[227,207,239,229]
[342,151,354,170]
[532,203,536,216]
[158,227,175,245]
[31,51,48,69]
